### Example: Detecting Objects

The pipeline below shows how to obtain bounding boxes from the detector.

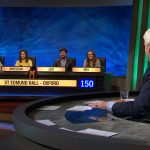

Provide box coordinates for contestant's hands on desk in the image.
[88,100,125,110]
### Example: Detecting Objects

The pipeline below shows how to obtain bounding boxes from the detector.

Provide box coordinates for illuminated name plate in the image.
[72,67,101,73]
[37,67,65,72]
[2,67,30,72]
[0,79,77,87]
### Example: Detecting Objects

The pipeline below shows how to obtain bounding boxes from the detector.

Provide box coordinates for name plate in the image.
[0,79,77,87]
[1,67,30,72]
[72,67,101,73]
[37,67,65,72]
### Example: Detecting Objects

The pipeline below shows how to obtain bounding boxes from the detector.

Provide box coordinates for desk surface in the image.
[14,92,150,150]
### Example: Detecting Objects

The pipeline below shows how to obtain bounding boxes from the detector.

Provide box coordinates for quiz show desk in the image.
[0,67,112,95]
[12,92,150,150]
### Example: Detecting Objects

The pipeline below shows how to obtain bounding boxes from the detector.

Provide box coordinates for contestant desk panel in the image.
[0,71,112,94]
[14,92,150,150]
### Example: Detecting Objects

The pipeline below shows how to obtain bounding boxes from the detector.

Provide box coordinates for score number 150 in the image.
[79,79,94,88]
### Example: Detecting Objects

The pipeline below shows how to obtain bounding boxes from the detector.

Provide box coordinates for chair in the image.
[0,56,4,65]
[69,58,76,67]
[98,57,106,72]
[29,57,36,66]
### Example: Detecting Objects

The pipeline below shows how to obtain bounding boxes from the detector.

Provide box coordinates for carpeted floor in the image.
[0,113,15,140]
[0,129,15,140]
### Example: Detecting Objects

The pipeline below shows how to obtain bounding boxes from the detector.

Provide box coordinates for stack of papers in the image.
[66,106,92,111]
[35,119,56,126]
[77,128,117,137]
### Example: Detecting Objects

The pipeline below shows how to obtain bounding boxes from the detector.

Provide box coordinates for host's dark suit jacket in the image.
[112,66,150,118]
[53,58,75,72]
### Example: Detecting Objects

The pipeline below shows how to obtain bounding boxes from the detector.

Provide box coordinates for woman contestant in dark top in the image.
[83,50,101,67]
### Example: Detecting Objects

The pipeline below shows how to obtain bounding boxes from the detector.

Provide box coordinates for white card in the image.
[37,106,61,111]
[77,128,117,137]
[84,100,100,104]
[35,119,56,126]
[66,106,92,111]
[124,98,135,102]
[59,127,74,132]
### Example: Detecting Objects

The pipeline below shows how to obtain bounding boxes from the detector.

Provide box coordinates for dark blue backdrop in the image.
[0,6,132,76]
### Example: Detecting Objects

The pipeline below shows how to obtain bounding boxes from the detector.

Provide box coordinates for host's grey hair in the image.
[143,28,150,45]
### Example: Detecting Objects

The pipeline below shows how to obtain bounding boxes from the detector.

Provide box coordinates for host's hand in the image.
[113,99,126,103]
[88,100,126,110]
[88,101,108,110]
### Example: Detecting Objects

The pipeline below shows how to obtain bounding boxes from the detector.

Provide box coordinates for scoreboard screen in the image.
[78,79,95,88]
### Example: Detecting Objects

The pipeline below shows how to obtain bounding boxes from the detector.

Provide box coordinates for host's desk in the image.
[13,92,150,150]
[0,67,112,95]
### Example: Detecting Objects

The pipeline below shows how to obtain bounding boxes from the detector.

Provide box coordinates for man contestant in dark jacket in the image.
[53,48,75,71]
[89,28,150,119]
